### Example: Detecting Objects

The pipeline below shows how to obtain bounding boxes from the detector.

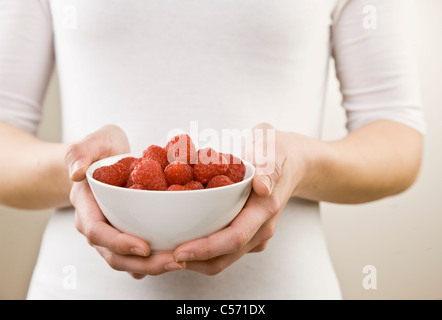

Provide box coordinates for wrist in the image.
[283,132,336,199]
[37,141,72,207]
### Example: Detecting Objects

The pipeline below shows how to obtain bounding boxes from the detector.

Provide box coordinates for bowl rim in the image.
[86,152,256,193]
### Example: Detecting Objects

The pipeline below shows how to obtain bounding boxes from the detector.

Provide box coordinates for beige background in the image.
[0,0,441,300]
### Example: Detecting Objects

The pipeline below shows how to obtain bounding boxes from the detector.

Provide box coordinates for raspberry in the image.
[164,161,194,186]
[93,162,129,187]
[197,147,224,165]
[206,175,234,189]
[167,184,187,191]
[129,157,143,172]
[142,145,169,170]
[130,159,167,191]
[117,157,137,170]
[129,184,146,190]
[184,181,204,190]
[117,156,138,178]
[165,134,197,164]
[126,174,135,188]
[220,153,246,183]
[193,148,228,184]
[126,159,143,187]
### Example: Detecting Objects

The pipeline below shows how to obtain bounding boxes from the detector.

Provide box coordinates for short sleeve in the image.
[331,0,426,134]
[0,0,54,135]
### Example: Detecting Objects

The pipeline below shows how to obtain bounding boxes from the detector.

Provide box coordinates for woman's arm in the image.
[172,120,423,275]
[62,119,423,277]
[0,1,63,208]
[292,120,423,203]
[0,121,71,209]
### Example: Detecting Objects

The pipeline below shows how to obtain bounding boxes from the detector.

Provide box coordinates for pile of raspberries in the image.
[92,134,246,191]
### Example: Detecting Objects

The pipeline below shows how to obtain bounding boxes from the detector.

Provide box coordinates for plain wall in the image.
[0,0,441,300]
[0,71,60,300]
[321,0,442,299]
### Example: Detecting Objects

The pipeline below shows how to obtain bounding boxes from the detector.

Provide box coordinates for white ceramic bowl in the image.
[86,153,255,253]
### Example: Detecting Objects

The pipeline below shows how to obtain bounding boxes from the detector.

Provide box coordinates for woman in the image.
[0,0,424,299]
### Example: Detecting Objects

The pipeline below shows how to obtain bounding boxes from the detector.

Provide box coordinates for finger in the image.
[246,212,279,253]
[65,138,101,182]
[243,123,284,197]
[65,125,129,182]
[129,272,147,280]
[253,175,273,197]
[184,226,266,275]
[185,215,277,275]
[72,180,150,256]
[174,192,272,262]
[248,241,269,253]
[83,220,151,257]
[252,160,282,197]
[95,246,185,275]
[185,249,246,276]
[251,138,283,197]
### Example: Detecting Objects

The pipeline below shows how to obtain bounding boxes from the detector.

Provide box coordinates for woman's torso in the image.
[28,0,342,299]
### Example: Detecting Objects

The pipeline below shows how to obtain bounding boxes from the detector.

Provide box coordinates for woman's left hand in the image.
[173,119,424,275]
[173,123,303,275]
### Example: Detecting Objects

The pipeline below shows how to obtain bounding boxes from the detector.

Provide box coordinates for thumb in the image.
[245,122,280,197]
[65,125,130,182]
[64,141,96,182]
[252,165,281,197]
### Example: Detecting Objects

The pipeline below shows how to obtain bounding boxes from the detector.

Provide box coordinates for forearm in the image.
[0,121,72,209]
[290,120,423,204]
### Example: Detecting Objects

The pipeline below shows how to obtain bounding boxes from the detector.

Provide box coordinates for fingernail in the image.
[130,247,147,257]
[175,252,194,262]
[258,175,272,195]
[69,159,85,178]
[164,261,185,271]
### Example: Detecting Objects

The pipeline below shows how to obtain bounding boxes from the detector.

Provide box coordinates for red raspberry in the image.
[184,181,204,190]
[130,160,167,191]
[93,162,129,187]
[117,157,137,169]
[206,175,234,189]
[220,153,246,183]
[129,157,143,172]
[125,174,135,188]
[167,184,187,191]
[165,134,197,164]
[129,184,146,190]
[164,161,194,186]
[193,148,228,184]
[142,145,169,170]
[117,156,138,178]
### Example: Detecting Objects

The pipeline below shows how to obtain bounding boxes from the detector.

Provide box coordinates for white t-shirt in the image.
[0,0,424,299]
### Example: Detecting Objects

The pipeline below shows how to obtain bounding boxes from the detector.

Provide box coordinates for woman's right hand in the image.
[64,124,185,279]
